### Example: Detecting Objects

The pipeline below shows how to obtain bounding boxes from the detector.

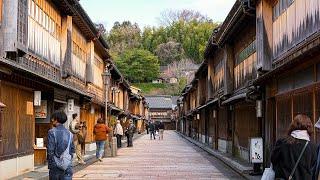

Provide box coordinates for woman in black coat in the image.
[271,114,317,180]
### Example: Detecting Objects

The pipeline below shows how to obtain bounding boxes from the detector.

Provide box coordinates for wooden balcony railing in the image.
[18,55,61,82]
[87,84,104,104]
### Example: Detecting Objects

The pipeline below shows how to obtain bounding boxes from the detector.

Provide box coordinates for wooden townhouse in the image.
[255,0,320,164]
[0,0,140,178]
[146,95,176,130]
[178,0,261,163]
[127,86,147,133]
[177,0,320,168]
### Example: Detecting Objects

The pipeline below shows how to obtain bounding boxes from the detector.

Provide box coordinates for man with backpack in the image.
[47,111,75,180]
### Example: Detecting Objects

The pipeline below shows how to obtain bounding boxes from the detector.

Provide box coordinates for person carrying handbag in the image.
[269,114,317,180]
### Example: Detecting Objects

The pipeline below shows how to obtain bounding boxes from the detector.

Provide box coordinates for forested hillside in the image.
[104,9,219,94]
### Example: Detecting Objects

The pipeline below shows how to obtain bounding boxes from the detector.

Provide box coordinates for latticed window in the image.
[276,95,292,139]
[71,26,88,80]
[27,0,61,66]
[213,60,224,93]
[234,40,257,89]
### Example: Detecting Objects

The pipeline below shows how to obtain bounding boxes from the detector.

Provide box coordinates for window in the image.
[273,0,294,21]
[236,40,256,65]
[27,0,61,65]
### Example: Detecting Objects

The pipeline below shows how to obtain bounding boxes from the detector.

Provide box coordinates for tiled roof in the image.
[171,96,179,106]
[146,96,173,109]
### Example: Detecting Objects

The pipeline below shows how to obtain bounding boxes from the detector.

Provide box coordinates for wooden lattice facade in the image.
[176,0,320,166]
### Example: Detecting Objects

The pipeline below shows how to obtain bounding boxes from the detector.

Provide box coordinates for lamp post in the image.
[102,66,112,157]
[102,67,111,125]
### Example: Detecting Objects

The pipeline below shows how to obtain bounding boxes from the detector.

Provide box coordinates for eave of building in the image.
[204,0,256,61]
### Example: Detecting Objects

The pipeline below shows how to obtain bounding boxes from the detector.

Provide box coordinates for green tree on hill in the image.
[115,49,160,83]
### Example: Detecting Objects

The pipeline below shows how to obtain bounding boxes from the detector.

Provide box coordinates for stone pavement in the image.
[11,133,145,180]
[73,131,244,179]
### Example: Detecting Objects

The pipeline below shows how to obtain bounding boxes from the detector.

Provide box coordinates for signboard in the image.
[90,106,95,114]
[26,101,34,115]
[68,99,74,112]
[35,100,47,118]
[250,137,263,163]
[36,138,44,148]
[34,91,41,106]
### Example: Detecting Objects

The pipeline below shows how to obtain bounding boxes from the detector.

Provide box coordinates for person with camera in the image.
[69,113,86,165]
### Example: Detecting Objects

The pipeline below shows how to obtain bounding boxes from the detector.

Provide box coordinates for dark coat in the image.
[314,146,320,180]
[158,122,164,130]
[271,137,317,180]
[149,123,155,131]
[126,123,136,136]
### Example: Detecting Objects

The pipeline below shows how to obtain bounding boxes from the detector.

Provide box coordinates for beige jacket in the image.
[114,123,124,136]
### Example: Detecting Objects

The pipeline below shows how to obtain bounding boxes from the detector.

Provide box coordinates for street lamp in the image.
[102,67,111,126]
[102,66,113,157]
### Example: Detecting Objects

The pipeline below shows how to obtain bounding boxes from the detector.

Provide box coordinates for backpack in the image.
[53,131,73,171]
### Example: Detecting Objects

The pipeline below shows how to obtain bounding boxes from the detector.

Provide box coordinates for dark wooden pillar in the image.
[256,0,273,72]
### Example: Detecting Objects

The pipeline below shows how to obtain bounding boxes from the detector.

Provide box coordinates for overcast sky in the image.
[80,0,236,31]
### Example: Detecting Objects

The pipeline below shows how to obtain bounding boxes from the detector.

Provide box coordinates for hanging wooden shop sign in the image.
[34,91,41,106]
[68,99,74,112]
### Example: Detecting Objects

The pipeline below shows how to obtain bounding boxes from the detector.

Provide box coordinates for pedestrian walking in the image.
[271,114,317,180]
[47,111,75,180]
[149,121,156,140]
[114,120,124,148]
[80,120,87,155]
[125,119,136,147]
[93,118,110,162]
[158,121,165,140]
[69,113,86,165]
[145,122,149,134]
[155,122,159,138]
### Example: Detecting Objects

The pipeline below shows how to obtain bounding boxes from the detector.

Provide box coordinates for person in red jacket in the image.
[93,118,110,162]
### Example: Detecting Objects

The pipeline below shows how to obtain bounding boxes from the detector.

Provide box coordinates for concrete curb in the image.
[176,131,261,180]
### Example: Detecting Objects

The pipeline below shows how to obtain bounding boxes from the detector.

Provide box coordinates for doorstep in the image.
[176,131,261,180]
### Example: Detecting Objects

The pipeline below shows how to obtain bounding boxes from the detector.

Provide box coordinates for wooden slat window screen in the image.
[213,60,224,94]
[293,90,314,141]
[234,52,257,89]
[276,95,292,139]
[0,83,34,160]
[28,0,61,66]
[93,53,104,88]
[314,88,320,143]
[218,107,228,140]
[234,104,259,148]
[72,25,88,80]
[272,0,320,60]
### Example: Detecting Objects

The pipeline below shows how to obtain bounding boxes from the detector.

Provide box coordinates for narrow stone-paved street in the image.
[73,131,243,179]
